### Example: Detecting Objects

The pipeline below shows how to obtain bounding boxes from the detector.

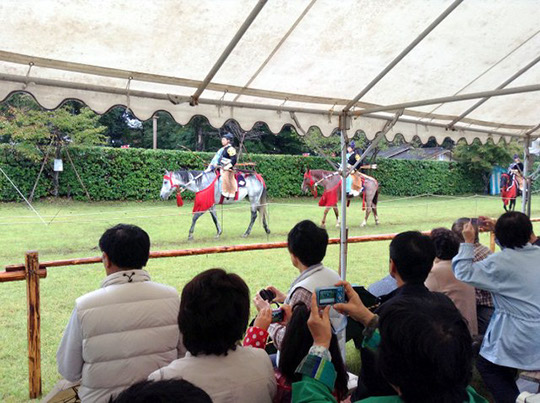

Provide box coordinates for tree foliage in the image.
[0,94,106,161]
[454,138,522,190]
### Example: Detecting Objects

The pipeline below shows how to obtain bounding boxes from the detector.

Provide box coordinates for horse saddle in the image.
[236,173,246,188]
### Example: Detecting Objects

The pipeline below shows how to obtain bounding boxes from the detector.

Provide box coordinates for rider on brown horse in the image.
[346,141,365,197]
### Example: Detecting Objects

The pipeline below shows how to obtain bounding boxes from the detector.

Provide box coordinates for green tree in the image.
[0,94,106,196]
[454,138,522,191]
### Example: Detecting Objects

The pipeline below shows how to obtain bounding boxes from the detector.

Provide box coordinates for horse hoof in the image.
[320,223,326,229]
[215,233,221,239]
[335,222,341,228]
[242,233,249,238]
[188,236,194,241]
[265,229,271,234]
[375,221,380,225]
[360,222,367,227]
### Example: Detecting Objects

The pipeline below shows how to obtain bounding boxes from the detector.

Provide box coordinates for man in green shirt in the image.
[292,284,488,403]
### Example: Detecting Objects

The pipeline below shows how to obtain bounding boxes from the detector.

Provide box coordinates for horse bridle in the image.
[304,170,315,188]
[163,173,180,191]
[304,171,318,198]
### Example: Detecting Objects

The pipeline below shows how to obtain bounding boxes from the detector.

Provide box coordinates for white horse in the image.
[160,169,270,240]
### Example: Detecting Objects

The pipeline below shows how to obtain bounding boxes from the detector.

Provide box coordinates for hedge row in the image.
[0,145,485,201]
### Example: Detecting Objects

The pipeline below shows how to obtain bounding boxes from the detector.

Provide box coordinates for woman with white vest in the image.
[254,220,346,358]
[56,224,182,403]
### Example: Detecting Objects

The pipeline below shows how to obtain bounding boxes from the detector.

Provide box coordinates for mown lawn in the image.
[0,194,538,402]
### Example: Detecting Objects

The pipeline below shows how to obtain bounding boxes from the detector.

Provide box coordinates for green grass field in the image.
[1,194,539,402]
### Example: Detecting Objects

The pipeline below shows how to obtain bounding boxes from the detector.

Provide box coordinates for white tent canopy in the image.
[1,0,539,145]
[1,0,540,276]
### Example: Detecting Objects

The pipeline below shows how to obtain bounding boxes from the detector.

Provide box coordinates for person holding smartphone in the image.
[453,213,540,403]
[291,287,487,403]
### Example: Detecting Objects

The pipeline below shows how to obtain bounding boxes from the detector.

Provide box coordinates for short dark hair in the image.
[179,268,250,356]
[495,212,533,249]
[430,228,460,260]
[99,224,150,269]
[452,218,479,243]
[389,231,435,284]
[378,294,473,403]
[279,302,348,401]
[109,379,211,403]
[287,220,328,266]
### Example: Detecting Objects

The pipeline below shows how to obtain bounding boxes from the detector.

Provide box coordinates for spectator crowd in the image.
[53,212,540,403]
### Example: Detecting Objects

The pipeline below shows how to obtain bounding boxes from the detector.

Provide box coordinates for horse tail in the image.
[258,185,268,224]
[372,188,379,206]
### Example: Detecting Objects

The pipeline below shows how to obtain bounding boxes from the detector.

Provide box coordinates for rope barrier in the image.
[0,192,538,226]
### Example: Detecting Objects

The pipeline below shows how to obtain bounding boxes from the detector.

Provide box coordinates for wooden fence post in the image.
[25,251,42,399]
[490,231,496,252]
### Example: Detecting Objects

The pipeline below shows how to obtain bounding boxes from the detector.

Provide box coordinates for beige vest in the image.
[76,270,180,402]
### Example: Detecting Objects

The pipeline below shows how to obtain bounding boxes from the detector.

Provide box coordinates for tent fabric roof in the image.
[0,0,539,144]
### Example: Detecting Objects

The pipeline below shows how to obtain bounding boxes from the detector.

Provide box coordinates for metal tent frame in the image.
[1,0,539,280]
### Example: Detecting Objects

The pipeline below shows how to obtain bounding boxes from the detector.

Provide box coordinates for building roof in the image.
[375,145,453,160]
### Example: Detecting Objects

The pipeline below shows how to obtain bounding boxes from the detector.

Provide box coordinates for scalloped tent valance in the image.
[0,0,539,145]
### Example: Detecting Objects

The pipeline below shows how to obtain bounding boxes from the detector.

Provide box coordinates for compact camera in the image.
[271,308,284,323]
[259,288,276,302]
[315,285,380,309]
[315,286,346,306]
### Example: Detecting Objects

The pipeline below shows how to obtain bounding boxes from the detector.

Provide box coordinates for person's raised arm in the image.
[291,294,337,403]
[333,281,375,326]
[452,221,499,292]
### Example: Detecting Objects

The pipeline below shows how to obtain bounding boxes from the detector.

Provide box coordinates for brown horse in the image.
[302,169,380,228]
[500,172,518,212]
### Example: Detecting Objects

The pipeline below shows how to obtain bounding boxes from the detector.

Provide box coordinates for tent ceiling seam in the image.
[190,0,268,105]
[343,0,463,112]
[232,0,317,102]
[423,29,540,118]
[447,53,540,128]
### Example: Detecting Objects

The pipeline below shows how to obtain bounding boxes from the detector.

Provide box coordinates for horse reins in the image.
[164,172,205,193]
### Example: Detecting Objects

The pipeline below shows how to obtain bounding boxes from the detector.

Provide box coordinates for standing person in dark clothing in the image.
[351,231,437,400]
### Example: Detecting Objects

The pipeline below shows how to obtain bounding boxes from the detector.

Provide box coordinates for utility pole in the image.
[152,114,158,150]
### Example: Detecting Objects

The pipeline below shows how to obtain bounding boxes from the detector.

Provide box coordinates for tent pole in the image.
[447,54,540,128]
[344,0,463,111]
[347,111,402,174]
[354,84,540,116]
[521,134,531,215]
[339,113,350,281]
[190,0,268,105]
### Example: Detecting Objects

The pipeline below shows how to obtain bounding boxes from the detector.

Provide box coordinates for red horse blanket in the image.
[193,174,219,212]
[319,180,341,207]
[190,172,265,213]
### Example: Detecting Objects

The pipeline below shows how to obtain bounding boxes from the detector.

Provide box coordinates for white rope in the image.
[1,193,538,226]
[0,166,48,225]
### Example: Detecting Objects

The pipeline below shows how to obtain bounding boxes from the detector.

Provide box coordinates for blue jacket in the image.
[453,243,540,369]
